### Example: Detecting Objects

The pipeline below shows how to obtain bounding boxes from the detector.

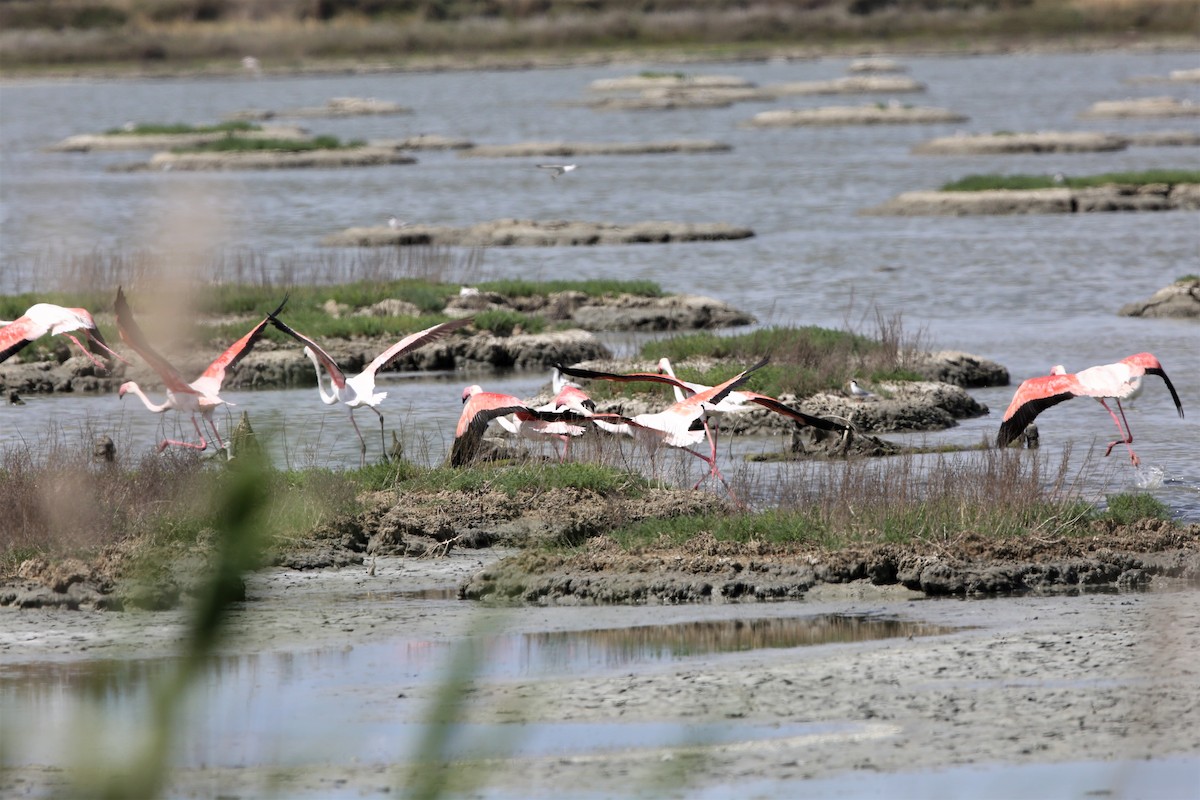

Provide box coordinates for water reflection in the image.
[0,613,946,770]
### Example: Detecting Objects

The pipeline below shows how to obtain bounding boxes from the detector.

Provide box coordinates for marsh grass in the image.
[610,447,1094,549]
[104,121,258,136]
[171,134,366,153]
[0,428,360,578]
[613,309,923,400]
[942,169,1200,191]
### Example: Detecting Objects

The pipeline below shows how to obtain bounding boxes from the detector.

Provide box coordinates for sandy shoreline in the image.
[2,550,1198,798]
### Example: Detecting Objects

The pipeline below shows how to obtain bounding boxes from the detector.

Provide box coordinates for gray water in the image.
[1,51,1198,517]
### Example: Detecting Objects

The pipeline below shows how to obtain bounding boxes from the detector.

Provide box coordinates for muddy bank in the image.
[588,74,753,92]
[914,130,1200,154]
[320,219,755,248]
[45,125,310,152]
[863,183,1200,216]
[461,139,731,158]
[913,131,1129,155]
[765,75,925,95]
[1119,277,1200,319]
[112,146,417,172]
[7,474,1199,612]
[745,104,968,127]
[369,134,474,150]
[224,97,412,120]
[464,521,1200,605]
[1079,96,1200,118]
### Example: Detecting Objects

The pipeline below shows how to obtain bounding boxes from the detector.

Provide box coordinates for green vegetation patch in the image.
[477,279,662,298]
[104,121,259,136]
[172,135,365,154]
[942,169,1200,192]
[626,325,922,399]
[1100,492,1173,526]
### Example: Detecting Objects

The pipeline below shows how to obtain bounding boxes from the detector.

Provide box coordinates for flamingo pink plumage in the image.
[268,313,473,466]
[997,352,1184,465]
[116,286,286,455]
[451,384,590,466]
[1,303,125,371]
[557,358,769,503]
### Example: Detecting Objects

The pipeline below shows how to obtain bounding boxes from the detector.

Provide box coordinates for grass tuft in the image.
[104,121,259,136]
[172,135,365,153]
[1101,492,1173,525]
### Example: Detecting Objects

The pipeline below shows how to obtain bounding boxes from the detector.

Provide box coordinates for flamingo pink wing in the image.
[267,314,345,388]
[364,317,473,377]
[0,316,41,363]
[996,374,1080,447]
[114,287,196,394]
[744,392,847,432]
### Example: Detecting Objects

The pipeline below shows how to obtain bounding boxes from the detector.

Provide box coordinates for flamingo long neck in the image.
[123,382,172,413]
[306,348,341,406]
[659,359,687,403]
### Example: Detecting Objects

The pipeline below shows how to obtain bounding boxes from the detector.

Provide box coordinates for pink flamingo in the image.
[451,384,590,467]
[557,358,769,503]
[1,303,126,370]
[997,352,1184,465]
[116,287,286,455]
[268,314,473,466]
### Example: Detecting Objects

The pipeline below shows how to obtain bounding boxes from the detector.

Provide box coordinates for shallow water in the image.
[0,611,939,770]
[2,51,1198,515]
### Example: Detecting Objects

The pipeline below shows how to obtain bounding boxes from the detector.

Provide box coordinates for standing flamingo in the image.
[116,287,286,455]
[451,384,591,467]
[557,359,769,504]
[268,314,473,466]
[997,352,1184,465]
[1,303,125,371]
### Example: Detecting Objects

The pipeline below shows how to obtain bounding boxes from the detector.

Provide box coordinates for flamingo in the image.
[267,314,473,466]
[557,358,846,470]
[655,357,849,438]
[451,385,592,467]
[115,287,285,455]
[996,352,1184,465]
[556,359,769,504]
[1,303,126,371]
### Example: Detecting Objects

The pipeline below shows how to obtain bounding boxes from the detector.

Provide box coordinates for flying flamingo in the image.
[996,352,1184,466]
[1,303,126,371]
[556,358,845,470]
[556,358,769,504]
[654,356,849,443]
[451,384,592,467]
[490,369,601,462]
[115,287,286,455]
[267,314,473,466]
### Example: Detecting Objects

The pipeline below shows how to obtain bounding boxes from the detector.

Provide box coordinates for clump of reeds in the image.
[609,446,1096,549]
[623,307,924,400]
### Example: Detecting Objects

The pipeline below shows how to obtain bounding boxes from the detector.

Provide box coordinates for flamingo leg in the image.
[203,415,231,459]
[159,415,208,453]
[1098,399,1139,466]
[349,411,368,467]
[682,447,744,508]
[64,333,108,371]
[368,406,387,463]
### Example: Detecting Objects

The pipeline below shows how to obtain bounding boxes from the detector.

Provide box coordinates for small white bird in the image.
[849,379,876,400]
[241,56,261,74]
[537,163,577,179]
[388,216,407,230]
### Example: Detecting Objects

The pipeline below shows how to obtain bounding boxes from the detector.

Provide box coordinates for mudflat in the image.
[2,549,1197,798]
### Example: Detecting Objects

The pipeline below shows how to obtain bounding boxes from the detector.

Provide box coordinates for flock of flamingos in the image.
[0,294,1185,501]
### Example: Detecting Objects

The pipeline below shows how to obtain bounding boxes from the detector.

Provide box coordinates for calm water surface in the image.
[5,51,1198,514]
